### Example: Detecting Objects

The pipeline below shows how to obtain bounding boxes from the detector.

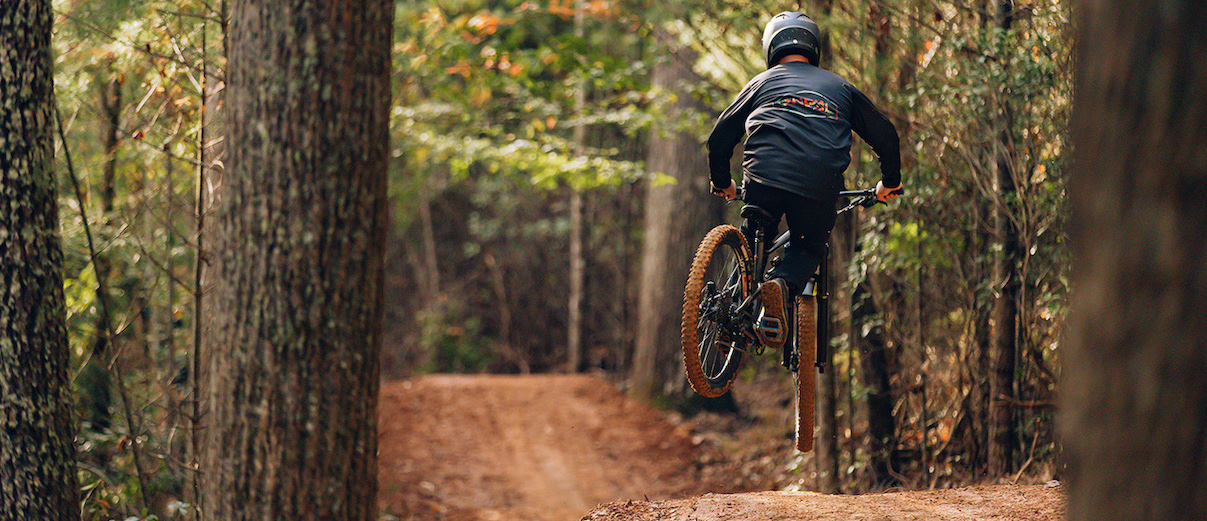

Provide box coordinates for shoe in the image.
[755,278,789,350]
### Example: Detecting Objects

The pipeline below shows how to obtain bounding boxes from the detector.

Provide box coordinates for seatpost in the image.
[752,227,767,276]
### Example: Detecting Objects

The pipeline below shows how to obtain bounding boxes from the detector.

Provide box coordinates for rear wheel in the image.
[682,225,751,398]
[794,295,817,453]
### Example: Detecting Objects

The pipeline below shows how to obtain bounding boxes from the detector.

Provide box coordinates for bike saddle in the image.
[740,205,776,227]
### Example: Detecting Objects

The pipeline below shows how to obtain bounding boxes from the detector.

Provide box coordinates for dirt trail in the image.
[583,486,1065,521]
[376,374,1064,521]
[377,374,712,521]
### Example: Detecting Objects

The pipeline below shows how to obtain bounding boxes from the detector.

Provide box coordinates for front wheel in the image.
[794,294,817,453]
[682,225,751,398]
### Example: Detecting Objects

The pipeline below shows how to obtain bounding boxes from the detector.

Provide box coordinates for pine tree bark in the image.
[0,0,81,518]
[1064,1,1207,518]
[200,1,393,519]
[631,45,722,398]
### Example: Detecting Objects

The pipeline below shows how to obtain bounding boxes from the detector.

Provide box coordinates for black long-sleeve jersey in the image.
[707,61,900,201]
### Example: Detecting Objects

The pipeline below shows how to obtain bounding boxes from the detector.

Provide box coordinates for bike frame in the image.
[736,188,882,374]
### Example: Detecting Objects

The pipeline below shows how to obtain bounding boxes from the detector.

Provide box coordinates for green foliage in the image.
[394,0,654,189]
[75,389,187,521]
[54,0,221,517]
[397,115,647,190]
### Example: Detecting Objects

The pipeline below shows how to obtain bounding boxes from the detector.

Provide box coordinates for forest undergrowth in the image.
[670,354,1061,495]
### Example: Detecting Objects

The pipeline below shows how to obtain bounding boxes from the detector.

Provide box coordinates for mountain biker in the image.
[707,11,902,349]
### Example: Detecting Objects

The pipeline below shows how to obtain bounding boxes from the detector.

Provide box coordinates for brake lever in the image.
[860,187,904,207]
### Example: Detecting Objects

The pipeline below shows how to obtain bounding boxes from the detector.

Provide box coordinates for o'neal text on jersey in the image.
[770,93,836,119]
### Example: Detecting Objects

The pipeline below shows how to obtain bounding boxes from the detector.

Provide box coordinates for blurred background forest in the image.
[51,0,1069,517]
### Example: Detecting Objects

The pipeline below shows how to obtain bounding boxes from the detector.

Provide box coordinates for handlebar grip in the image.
[890,187,905,195]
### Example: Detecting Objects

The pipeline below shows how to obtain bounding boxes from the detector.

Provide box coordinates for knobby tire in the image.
[795,294,816,453]
[682,225,750,398]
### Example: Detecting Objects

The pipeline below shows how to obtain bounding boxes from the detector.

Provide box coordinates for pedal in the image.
[754,315,786,347]
[756,316,784,337]
[755,279,789,350]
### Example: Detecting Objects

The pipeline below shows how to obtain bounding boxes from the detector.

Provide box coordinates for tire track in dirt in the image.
[376,374,712,521]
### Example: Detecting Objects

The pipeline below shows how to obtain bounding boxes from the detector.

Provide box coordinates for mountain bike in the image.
[681,186,899,452]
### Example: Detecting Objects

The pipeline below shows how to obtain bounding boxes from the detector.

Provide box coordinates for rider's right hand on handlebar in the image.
[876,181,904,203]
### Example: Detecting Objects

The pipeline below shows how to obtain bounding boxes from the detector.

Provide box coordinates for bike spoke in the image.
[698,322,722,378]
[702,248,741,381]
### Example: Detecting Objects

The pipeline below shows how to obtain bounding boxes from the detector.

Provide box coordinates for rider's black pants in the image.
[739,181,837,295]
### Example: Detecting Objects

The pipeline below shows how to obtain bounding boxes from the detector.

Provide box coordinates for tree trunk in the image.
[987,0,1018,478]
[568,188,585,371]
[188,15,226,517]
[1064,1,1207,518]
[200,1,393,519]
[817,209,849,493]
[631,43,721,398]
[811,0,840,494]
[0,1,81,518]
[566,0,587,373]
[968,209,992,477]
[100,67,121,215]
[854,281,899,486]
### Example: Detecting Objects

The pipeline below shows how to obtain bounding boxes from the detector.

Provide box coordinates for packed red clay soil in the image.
[582,486,1065,521]
[376,374,1065,521]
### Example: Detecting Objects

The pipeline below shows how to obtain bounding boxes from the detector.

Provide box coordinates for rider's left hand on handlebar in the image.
[712,181,738,201]
[876,181,903,203]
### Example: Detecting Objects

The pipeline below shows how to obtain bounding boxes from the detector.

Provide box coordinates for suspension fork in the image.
[815,242,830,373]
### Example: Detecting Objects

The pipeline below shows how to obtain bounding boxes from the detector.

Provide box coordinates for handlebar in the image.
[718,185,904,210]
